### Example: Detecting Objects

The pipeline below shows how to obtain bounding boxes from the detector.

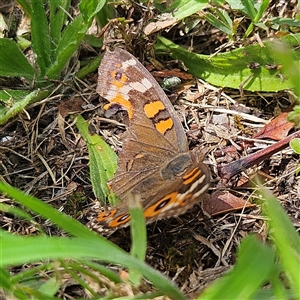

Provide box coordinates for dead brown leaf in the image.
[252,112,294,140]
[202,191,255,216]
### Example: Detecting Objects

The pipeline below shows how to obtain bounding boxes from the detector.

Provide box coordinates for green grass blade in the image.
[259,187,300,297]
[49,0,71,54]
[172,0,208,20]
[128,194,147,285]
[0,182,96,239]
[254,0,270,22]
[79,0,107,23]
[0,203,35,223]
[200,235,275,299]
[205,11,232,36]
[0,268,12,289]
[0,231,185,300]
[75,55,102,79]
[31,0,52,75]
[46,0,105,79]
[0,90,49,126]
[241,0,258,20]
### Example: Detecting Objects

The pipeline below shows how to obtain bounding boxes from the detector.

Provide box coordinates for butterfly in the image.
[88,48,210,233]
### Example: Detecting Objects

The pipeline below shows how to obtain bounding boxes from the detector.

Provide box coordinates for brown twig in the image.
[218,130,300,180]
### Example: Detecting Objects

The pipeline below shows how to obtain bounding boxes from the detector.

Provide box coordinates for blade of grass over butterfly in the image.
[156,35,300,92]
[128,194,147,285]
[75,115,118,204]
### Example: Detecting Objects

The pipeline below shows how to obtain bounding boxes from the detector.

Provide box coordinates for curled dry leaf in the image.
[144,14,178,35]
[252,112,294,140]
[202,191,255,216]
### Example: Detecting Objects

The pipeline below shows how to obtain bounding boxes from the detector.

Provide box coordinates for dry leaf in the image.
[202,191,255,216]
[252,112,294,140]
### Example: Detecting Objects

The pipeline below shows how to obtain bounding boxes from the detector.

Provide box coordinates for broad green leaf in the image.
[0,38,35,80]
[0,90,49,125]
[75,115,117,204]
[290,138,300,154]
[156,34,300,92]
[31,0,52,75]
[200,235,275,299]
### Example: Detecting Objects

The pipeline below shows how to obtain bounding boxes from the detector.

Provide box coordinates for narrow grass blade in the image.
[0,90,49,126]
[0,231,185,300]
[31,0,52,75]
[128,194,147,285]
[259,186,300,297]
[200,235,275,299]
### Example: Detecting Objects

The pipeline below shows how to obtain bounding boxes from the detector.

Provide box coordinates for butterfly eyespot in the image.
[118,213,130,222]
[109,213,131,227]
[144,192,178,218]
[97,209,117,221]
[155,198,170,211]
[115,71,123,80]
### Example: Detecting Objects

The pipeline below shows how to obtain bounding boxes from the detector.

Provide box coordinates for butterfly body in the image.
[89,48,210,232]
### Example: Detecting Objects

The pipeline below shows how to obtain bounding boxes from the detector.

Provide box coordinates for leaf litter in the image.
[0,0,299,298]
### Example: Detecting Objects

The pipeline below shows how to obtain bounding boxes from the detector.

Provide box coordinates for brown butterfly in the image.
[88,48,210,233]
